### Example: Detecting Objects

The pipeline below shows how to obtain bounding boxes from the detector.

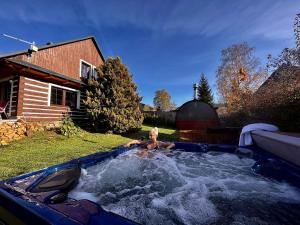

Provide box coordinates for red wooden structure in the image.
[0,36,105,122]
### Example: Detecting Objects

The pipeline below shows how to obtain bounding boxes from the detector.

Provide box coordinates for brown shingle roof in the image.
[256,64,300,95]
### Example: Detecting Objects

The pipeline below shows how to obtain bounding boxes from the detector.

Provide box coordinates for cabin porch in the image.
[0,78,17,120]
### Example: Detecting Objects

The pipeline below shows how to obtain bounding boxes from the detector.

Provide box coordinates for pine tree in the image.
[83,57,143,133]
[198,73,214,105]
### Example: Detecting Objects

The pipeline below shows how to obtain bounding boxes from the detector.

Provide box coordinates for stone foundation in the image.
[0,120,60,146]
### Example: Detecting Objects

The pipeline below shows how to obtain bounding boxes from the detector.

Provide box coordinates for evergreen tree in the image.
[198,73,214,105]
[83,57,143,133]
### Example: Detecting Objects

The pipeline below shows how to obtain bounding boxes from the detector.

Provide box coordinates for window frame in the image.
[48,83,80,109]
[79,59,96,79]
[50,86,63,106]
[65,89,78,109]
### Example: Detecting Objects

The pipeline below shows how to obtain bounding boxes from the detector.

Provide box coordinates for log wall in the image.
[17,76,84,122]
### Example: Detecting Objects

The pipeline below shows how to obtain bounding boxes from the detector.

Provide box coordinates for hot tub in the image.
[1,143,300,225]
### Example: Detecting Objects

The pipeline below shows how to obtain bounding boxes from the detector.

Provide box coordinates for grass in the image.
[0,124,178,180]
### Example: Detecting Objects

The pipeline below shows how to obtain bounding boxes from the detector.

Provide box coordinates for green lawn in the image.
[0,125,178,180]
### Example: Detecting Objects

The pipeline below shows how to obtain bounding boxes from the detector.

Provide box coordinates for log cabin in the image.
[0,36,105,122]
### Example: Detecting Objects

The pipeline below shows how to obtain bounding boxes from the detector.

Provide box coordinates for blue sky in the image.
[0,0,299,106]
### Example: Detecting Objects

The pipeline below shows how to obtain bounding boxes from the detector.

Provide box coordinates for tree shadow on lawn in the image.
[82,139,98,143]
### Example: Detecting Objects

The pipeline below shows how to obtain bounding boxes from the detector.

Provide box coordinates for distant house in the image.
[0,36,105,122]
[252,64,300,131]
[255,64,300,101]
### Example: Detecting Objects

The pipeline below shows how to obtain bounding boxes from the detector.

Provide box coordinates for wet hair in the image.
[150,127,159,137]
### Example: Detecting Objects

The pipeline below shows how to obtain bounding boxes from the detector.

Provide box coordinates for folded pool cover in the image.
[0,142,300,225]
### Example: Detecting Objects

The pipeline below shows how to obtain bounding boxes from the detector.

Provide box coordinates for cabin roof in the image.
[256,64,300,94]
[0,36,105,62]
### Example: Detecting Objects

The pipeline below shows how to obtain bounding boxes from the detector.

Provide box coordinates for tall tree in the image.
[84,57,143,133]
[294,13,300,49]
[216,42,267,113]
[153,89,175,111]
[263,14,300,107]
[267,13,300,71]
[198,73,213,105]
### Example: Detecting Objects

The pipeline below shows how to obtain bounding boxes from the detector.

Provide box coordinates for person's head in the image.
[149,127,159,142]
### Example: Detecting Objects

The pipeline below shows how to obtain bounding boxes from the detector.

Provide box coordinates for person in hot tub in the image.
[125,127,175,157]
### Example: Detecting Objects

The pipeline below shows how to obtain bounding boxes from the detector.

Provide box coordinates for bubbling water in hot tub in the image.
[69,149,300,225]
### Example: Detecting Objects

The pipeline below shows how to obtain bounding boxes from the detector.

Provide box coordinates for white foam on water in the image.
[71,191,98,203]
[69,149,300,225]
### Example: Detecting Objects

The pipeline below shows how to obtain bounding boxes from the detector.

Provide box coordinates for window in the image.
[65,90,77,109]
[81,61,92,79]
[92,67,98,79]
[50,85,79,109]
[50,87,63,105]
[80,60,97,80]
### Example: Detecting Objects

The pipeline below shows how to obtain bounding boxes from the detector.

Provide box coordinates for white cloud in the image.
[0,0,82,25]
[0,0,298,41]
[79,0,299,41]
[247,1,298,40]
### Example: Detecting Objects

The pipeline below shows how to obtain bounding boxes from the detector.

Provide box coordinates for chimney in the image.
[193,83,198,100]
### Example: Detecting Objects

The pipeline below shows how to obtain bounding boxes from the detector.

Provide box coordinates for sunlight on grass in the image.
[0,125,178,180]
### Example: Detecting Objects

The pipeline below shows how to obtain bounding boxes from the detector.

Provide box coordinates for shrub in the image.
[221,99,300,132]
[84,57,143,134]
[143,113,176,128]
[60,115,79,137]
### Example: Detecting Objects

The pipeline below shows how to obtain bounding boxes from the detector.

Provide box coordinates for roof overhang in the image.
[1,59,85,88]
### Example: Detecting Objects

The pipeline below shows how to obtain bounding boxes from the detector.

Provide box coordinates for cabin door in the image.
[0,81,10,101]
[0,80,13,116]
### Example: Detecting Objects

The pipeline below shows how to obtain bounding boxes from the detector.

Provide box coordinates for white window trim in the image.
[79,59,96,78]
[8,79,14,116]
[48,83,81,109]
